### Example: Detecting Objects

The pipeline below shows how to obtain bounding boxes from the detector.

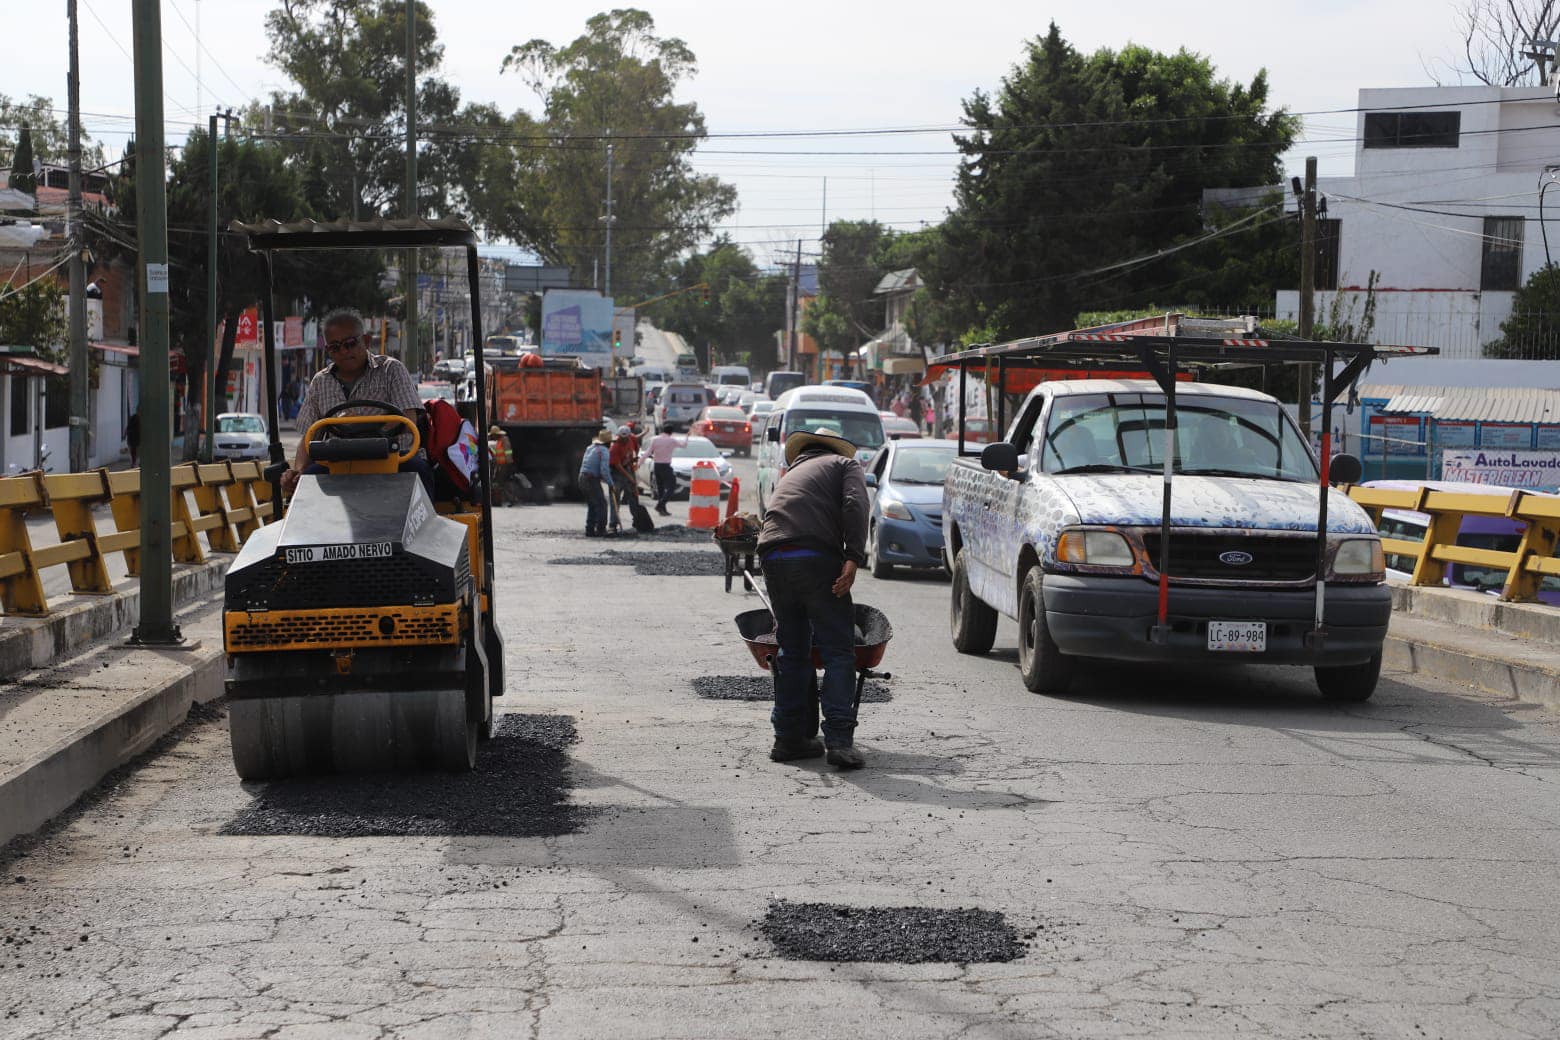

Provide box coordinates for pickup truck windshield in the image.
[1041,393,1317,482]
[785,409,885,449]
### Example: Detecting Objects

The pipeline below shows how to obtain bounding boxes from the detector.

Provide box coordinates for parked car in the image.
[635,435,734,500]
[691,405,753,455]
[943,379,1388,700]
[432,357,464,382]
[866,439,957,578]
[417,382,456,404]
[212,412,268,461]
[882,415,923,440]
[960,417,998,444]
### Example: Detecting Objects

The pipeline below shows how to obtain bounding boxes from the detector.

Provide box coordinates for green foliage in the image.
[930,24,1298,342]
[7,124,35,193]
[468,9,737,298]
[1487,264,1560,358]
[0,94,104,171]
[656,238,786,370]
[260,0,500,220]
[0,281,66,356]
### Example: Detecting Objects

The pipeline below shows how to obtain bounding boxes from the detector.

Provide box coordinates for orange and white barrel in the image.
[688,460,721,530]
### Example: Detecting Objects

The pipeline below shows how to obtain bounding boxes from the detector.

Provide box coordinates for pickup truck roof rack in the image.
[930,322,1439,650]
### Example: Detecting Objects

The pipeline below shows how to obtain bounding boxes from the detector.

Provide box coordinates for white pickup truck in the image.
[942,379,1390,701]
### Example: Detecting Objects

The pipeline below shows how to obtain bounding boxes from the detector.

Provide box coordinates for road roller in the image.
[223,217,504,779]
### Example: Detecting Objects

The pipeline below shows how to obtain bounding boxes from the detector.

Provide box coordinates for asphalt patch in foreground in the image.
[538,524,713,544]
[547,549,724,577]
[692,675,892,703]
[220,714,592,838]
[760,900,1028,964]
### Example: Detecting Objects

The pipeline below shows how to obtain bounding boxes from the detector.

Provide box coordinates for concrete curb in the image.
[0,641,225,848]
[1388,583,1560,644]
[0,561,228,682]
[1385,618,1560,712]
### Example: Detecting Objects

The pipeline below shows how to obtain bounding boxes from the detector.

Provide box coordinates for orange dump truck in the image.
[484,358,641,498]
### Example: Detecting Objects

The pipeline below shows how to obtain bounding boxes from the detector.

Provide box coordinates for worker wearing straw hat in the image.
[755,427,870,770]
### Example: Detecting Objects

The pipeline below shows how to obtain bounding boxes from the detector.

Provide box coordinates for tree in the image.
[932,24,1297,341]
[468,9,737,299]
[0,281,66,355]
[8,124,35,193]
[656,238,786,370]
[1435,0,1560,86]
[0,94,104,172]
[1488,264,1560,357]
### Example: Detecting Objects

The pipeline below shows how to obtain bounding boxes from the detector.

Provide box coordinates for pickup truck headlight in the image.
[1055,529,1136,570]
[881,499,914,521]
[1329,538,1385,581]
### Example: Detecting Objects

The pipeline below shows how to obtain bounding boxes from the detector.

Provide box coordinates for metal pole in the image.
[402,0,418,376]
[1154,345,1177,640]
[791,239,802,373]
[202,114,218,463]
[130,0,180,645]
[604,139,614,297]
[1298,155,1317,440]
[259,253,283,465]
[67,0,89,473]
[1311,347,1334,644]
[466,247,494,598]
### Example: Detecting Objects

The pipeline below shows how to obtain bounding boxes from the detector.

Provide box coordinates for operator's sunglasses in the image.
[325,335,362,353]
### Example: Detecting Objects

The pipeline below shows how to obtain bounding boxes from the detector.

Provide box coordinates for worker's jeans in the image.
[653,462,675,510]
[579,475,607,535]
[764,555,857,748]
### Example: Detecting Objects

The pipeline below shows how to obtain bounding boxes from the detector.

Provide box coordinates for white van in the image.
[756,386,886,516]
[656,382,715,432]
[710,364,751,388]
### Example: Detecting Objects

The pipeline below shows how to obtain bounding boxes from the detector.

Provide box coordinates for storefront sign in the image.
[1441,449,1560,490]
[1479,423,1534,450]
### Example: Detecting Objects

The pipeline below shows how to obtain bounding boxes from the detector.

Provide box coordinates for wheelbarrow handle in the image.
[744,570,774,617]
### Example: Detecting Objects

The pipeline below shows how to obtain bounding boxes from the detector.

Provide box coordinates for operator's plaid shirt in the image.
[295,353,422,449]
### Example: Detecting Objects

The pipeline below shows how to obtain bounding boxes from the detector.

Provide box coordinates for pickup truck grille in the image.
[1142,532,1316,583]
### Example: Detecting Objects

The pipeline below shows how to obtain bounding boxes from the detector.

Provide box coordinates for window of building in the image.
[44,378,68,430]
[1481,216,1525,291]
[1363,111,1461,149]
[1316,218,1341,292]
[9,376,28,437]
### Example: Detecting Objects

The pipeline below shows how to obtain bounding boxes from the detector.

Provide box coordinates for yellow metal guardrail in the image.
[0,461,276,617]
[1346,485,1560,604]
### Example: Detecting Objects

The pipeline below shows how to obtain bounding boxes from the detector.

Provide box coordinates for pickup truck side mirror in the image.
[1329,452,1363,486]
[865,472,878,489]
[980,442,1019,473]
[766,425,781,444]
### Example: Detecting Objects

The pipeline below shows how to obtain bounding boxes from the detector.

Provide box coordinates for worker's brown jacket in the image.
[756,449,870,566]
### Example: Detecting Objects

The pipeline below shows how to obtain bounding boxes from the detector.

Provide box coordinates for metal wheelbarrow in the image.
[734,600,893,709]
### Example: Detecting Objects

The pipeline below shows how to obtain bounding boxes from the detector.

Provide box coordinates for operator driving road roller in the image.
[222,218,504,780]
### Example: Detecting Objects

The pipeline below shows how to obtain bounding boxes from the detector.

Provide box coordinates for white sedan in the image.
[635,436,734,500]
[212,412,269,461]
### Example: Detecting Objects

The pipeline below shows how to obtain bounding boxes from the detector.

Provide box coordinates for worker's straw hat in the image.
[488,425,504,436]
[595,429,613,444]
[785,429,856,466]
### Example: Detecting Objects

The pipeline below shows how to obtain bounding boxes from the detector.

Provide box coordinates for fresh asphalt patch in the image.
[547,549,724,577]
[537,524,714,545]
[691,675,892,703]
[759,900,1029,964]
[220,714,593,838]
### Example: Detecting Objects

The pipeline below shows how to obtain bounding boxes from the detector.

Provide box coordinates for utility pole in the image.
[791,239,803,374]
[130,0,180,645]
[403,0,419,375]
[1298,155,1317,441]
[603,139,615,298]
[67,0,89,473]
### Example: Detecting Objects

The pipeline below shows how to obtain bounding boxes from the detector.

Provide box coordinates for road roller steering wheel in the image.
[317,399,409,441]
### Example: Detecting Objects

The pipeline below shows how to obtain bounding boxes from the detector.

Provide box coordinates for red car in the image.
[961,418,997,444]
[691,406,753,456]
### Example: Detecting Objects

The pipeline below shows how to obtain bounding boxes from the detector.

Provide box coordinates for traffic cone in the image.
[688,460,721,530]
[726,476,741,518]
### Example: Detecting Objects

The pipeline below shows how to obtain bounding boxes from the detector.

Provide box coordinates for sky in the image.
[5,0,1477,268]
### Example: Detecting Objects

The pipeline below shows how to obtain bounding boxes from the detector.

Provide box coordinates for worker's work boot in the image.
[825,745,865,770]
[769,736,824,762]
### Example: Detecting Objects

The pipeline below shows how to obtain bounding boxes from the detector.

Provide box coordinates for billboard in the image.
[1441,449,1560,491]
[541,290,615,368]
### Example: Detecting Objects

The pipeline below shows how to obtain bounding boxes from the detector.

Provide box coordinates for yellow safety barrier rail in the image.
[1346,485,1560,604]
[0,461,279,617]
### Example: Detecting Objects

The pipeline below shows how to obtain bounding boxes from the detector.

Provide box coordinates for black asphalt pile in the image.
[220,714,593,838]
[547,549,724,577]
[691,675,892,703]
[535,524,713,544]
[759,901,1028,964]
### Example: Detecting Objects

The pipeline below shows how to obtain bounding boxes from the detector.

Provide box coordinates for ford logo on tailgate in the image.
[1219,550,1254,567]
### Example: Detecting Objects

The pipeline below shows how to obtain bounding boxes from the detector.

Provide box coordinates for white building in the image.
[1275,85,1560,359]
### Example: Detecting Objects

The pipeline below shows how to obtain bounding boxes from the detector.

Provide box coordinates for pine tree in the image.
[8,124,36,193]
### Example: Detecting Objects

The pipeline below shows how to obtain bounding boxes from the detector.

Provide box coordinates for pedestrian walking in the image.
[756,427,870,770]
[646,426,686,516]
[125,411,140,468]
[579,429,613,537]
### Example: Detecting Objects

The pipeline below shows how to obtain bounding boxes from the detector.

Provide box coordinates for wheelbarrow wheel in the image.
[950,549,997,655]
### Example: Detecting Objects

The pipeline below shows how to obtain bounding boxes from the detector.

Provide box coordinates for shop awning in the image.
[882,356,925,375]
[93,343,139,357]
[0,355,68,377]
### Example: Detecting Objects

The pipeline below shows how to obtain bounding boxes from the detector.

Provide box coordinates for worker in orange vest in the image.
[488,425,516,505]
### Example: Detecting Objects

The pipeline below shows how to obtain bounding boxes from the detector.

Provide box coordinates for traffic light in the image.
[613,328,623,351]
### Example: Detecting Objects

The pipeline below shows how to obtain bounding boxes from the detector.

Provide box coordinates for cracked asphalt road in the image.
[3,486,1559,1039]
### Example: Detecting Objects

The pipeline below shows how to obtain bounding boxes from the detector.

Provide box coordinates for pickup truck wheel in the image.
[1018,568,1073,694]
[1315,651,1381,702]
[869,524,893,579]
[950,550,997,654]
